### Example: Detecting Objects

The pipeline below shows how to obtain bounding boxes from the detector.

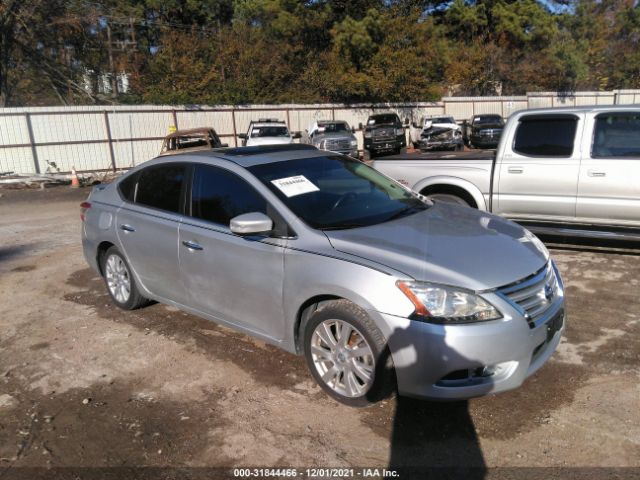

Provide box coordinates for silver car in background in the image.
[81,144,565,406]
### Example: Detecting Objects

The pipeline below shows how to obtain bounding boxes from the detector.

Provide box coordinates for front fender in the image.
[413,175,488,211]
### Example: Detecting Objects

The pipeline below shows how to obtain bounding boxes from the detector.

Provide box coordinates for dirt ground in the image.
[0,186,638,479]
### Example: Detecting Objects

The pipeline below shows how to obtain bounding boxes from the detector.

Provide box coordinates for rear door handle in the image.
[120,224,135,232]
[587,169,606,177]
[182,240,203,251]
[508,166,524,174]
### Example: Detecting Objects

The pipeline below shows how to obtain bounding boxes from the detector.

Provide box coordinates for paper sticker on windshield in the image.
[271,175,319,197]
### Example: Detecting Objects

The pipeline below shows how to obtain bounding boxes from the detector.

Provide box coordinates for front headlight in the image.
[397,281,502,324]
[364,131,372,139]
[350,139,357,147]
[395,128,405,136]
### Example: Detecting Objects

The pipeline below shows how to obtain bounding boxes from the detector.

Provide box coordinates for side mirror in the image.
[404,117,410,127]
[230,212,273,235]
[412,122,418,128]
[237,133,248,140]
[358,122,363,130]
[219,143,228,148]
[292,132,302,139]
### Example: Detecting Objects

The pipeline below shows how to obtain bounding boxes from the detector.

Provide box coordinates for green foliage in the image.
[1,0,640,106]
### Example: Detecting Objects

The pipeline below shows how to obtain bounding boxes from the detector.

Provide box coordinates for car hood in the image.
[315,132,356,141]
[323,203,548,291]
[246,137,293,146]
[430,122,460,131]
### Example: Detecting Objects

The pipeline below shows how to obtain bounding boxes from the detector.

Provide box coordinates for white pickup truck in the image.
[373,106,640,240]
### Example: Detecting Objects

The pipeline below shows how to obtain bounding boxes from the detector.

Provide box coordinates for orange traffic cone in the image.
[70,167,80,188]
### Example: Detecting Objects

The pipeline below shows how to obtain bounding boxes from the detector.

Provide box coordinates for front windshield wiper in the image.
[318,223,367,231]
[384,205,428,223]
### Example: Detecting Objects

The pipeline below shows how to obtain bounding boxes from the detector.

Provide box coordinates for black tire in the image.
[426,192,470,207]
[303,299,395,407]
[101,246,149,310]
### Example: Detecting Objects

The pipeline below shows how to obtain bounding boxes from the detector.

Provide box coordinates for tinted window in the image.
[118,172,138,202]
[136,164,186,213]
[513,116,577,157]
[367,114,400,126]
[191,165,267,226]
[592,113,640,158]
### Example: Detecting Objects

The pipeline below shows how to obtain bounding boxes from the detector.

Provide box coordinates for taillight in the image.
[80,201,91,221]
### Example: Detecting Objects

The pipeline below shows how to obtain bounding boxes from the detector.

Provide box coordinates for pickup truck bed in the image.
[373,150,497,211]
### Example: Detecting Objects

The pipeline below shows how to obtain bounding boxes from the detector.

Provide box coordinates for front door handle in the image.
[508,166,524,174]
[182,240,203,251]
[120,224,135,232]
[587,169,606,177]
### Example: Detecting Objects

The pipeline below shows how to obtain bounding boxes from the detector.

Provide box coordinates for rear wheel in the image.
[303,300,394,407]
[102,246,149,310]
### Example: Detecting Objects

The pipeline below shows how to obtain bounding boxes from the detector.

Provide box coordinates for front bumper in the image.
[364,135,406,153]
[419,138,463,151]
[470,134,500,148]
[372,288,565,400]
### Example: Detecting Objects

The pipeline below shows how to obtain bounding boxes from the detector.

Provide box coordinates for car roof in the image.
[151,144,328,168]
[165,127,214,137]
[511,104,640,117]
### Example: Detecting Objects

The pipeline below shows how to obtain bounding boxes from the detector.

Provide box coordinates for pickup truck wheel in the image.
[426,193,470,207]
[303,299,394,407]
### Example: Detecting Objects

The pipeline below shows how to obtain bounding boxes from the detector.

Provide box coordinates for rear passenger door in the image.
[495,114,582,221]
[178,164,287,340]
[116,163,186,303]
[576,111,640,227]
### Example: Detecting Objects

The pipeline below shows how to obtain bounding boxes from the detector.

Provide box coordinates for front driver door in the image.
[178,163,287,340]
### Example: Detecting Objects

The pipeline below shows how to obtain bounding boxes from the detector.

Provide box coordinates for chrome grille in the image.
[324,138,352,151]
[373,128,395,142]
[498,262,558,328]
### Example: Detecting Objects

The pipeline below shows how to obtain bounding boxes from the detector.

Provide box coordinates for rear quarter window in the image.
[118,172,138,202]
[513,116,578,157]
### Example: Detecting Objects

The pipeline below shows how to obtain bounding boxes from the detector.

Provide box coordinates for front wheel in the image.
[426,193,470,207]
[303,300,394,407]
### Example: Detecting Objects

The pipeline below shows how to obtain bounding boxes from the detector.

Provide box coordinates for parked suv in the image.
[238,118,300,146]
[81,144,564,406]
[303,120,358,158]
[362,113,407,159]
[463,114,504,149]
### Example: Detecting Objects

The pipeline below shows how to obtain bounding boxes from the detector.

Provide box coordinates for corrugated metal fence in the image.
[1,89,639,175]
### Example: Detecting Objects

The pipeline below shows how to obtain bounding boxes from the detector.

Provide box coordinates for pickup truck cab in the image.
[373,106,640,240]
[463,114,504,149]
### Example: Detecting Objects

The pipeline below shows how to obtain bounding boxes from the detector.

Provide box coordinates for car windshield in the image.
[431,117,455,124]
[251,126,289,137]
[319,122,349,133]
[248,156,429,230]
[474,116,503,125]
[367,114,399,126]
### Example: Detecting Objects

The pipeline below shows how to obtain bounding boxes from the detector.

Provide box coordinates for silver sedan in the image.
[81,144,565,406]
